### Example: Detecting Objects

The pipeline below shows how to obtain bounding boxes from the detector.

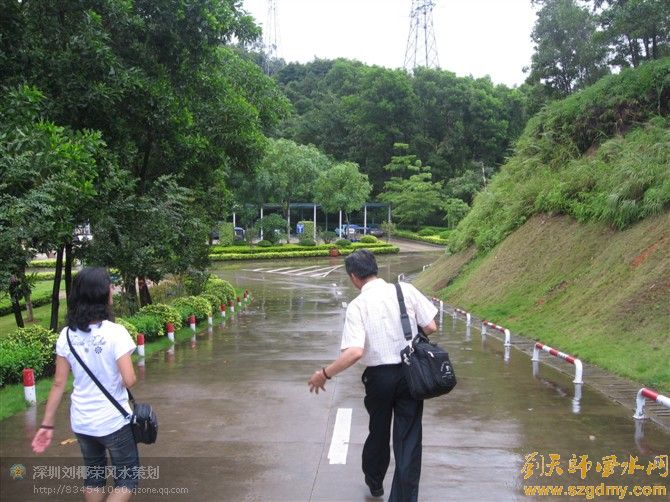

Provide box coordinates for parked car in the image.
[335,224,364,239]
[365,224,384,237]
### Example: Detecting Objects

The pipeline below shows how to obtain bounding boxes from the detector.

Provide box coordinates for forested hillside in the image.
[415,58,670,391]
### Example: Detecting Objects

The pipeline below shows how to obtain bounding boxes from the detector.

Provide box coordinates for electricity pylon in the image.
[404,0,440,71]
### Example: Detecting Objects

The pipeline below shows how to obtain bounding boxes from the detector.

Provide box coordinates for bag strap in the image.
[395,283,413,342]
[66,328,132,419]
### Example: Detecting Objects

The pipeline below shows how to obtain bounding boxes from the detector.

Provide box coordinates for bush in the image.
[418,228,435,236]
[137,303,183,330]
[171,295,212,321]
[203,277,236,304]
[149,278,184,304]
[0,326,57,386]
[115,318,139,342]
[297,220,315,240]
[126,313,164,340]
[335,239,352,247]
[200,293,220,313]
[298,238,316,246]
[218,222,235,246]
[112,292,139,317]
[320,230,337,244]
[257,240,273,247]
[359,235,378,243]
[255,214,287,245]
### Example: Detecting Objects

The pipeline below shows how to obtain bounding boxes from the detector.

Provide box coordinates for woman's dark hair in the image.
[67,267,112,332]
[344,250,378,279]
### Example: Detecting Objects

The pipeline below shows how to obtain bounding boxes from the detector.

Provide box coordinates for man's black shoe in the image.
[365,476,384,497]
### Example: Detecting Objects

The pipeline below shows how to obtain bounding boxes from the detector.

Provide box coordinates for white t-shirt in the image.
[56,320,136,436]
[340,278,438,367]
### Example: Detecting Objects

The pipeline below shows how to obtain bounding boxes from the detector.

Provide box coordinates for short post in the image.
[634,388,670,420]
[166,322,175,343]
[533,342,583,384]
[220,304,226,318]
[481,321,511,346]
[23,369,36,405]
[136,333,145,357]
[189,314,196,331]
[229,299,235,313]
[207,314,213,326]
[237,296,242,308]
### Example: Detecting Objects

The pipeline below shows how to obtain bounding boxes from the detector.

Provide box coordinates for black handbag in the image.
[395,284,457,400]
[66,329,158,444]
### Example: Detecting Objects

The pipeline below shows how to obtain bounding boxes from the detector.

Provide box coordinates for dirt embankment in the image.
[419,211,670,391]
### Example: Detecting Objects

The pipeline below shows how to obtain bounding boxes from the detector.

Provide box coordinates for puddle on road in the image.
[1,252,668,500]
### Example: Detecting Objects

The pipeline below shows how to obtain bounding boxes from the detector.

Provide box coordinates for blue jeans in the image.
[75,423,140,489]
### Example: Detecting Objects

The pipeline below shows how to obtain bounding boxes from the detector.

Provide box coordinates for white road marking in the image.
[243,265,343,278]
[328,408,352,465]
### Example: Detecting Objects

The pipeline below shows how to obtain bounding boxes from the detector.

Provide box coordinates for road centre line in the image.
[328,408,352,465]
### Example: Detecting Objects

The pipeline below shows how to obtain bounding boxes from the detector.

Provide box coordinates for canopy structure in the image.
[231,202,391,240]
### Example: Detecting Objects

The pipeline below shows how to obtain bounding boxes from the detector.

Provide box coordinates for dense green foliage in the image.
[0,326,57,386]
[203,276,237,305]
[450,59,670,252]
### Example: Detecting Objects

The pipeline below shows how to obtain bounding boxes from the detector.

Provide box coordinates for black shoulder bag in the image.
[66,329,158,444]
[396,284,457,400]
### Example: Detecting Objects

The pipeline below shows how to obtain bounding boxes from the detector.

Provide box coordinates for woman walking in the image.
[32,267,138,501]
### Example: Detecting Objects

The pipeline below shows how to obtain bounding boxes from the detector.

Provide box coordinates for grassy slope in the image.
[416,211,670,392]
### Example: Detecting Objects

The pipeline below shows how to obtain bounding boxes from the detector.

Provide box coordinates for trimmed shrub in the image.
[115,318,139,342]
[418,228,435,237]
[320,230,336,244]
[297,220,315,240]
[203,277,236,304]
[137,304,183,330]
[171,296,212,321]
[335,239,352,247]
[126,313,164,340]
[298,238,316,247]
[359,235,378,243]
[0,326,57,386]
[200,293,220,313]
[218,222,235,246]
[257,240,273,247]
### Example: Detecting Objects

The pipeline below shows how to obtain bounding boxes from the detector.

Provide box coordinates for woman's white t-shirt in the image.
[56,321,136,436]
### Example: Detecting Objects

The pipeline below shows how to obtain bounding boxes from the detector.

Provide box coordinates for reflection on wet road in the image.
[1,253,668,501]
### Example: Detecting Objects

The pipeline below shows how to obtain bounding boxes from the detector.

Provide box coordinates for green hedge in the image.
[210,245,399,261]
[210,242,391,255]
[171,296,212,321]
[137,304,183,330]
[394,230,448,245]
[203,276,236,305]
[297,220,315,240]
[0,326,57,387]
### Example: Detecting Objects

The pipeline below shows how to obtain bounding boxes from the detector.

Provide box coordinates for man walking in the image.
[308,250,437,501]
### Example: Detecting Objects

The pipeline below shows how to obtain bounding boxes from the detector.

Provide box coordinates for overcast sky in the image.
[242,0,538,87]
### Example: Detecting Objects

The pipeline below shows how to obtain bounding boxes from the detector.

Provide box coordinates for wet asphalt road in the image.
[1,252,669,501]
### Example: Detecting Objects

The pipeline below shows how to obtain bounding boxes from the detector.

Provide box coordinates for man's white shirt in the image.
[340,278,438,367]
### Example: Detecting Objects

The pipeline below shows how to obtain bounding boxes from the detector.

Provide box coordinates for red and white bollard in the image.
[228,299,235,313]
[237,296,242,308]
[243,290,249,302]
[454,308,471,326]
[634,388,670,420]
[166,322,175,343]
[220,304,226,318]
[189,314,196,331]
[481,321,511,347]
[533,342,583,384]
[207,313,213,326]
[23,369,36,405]
[136,333,145,357]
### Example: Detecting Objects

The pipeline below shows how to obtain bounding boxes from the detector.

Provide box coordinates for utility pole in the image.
[404,0,440,71]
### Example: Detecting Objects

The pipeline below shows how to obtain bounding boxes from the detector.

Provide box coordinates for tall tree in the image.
[313,162,372,226]
[595,0,670,67]
[528,0,610,95]
[378,145,444,229]
[254,138,331,241]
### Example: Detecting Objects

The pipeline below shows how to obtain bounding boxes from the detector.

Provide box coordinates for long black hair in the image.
[67,267,113,332]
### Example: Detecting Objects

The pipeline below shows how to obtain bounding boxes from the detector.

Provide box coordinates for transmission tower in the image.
[404,0,440,71]
[263,0,281,74]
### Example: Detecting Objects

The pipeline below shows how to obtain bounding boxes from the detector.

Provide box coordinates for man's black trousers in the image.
[362,363,424,502]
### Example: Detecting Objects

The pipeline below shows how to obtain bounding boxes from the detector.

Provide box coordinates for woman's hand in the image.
[32,427,53,454]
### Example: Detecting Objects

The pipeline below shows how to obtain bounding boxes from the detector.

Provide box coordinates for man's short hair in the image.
[345,250,378,279]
